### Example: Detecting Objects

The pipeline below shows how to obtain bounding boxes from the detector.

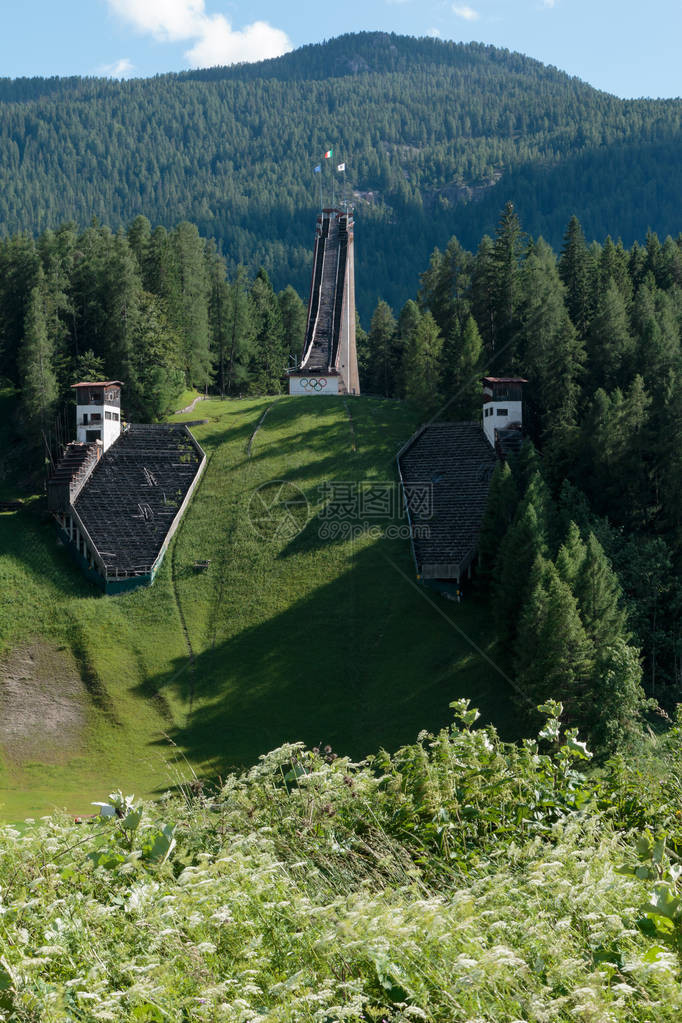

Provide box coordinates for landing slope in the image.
[0,396,518,819]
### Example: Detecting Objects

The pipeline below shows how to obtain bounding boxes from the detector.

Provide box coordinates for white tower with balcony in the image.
[482,377,526,449]
[71,381,123,452]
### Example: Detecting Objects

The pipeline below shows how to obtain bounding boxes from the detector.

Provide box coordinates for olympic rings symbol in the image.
[299,377,328,391]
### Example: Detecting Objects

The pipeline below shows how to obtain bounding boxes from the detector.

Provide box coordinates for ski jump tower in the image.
[288,207,360,395]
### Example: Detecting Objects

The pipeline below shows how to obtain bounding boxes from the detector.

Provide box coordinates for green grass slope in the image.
[0,395,519,820]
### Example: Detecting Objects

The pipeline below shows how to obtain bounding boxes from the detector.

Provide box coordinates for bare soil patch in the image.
[0,641,88,763]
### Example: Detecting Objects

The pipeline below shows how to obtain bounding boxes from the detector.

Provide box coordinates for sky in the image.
[0,0,679,100]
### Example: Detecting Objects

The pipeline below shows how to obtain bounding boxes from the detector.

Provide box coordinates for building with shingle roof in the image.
[48,384,205,594]
[397,379,525,584]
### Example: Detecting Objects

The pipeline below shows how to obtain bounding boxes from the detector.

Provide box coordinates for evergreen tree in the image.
[395,299,421,398]
[222,267,254,395]
[518,240,584,472]
[493,491,548,649]
[18,276,57,442]
[418,236,471,339]
[249,268,286,393]
[573,532,629,649]
[555,520,586,591]
[471,234,496,355]
[403,310,443,411]
[586,279,636,392]
[514,555,594,724]
[278,286,306,365]
[439,314,483,418]
[491,202,524,362]
[558,215,592,337]
[592,639,648,754]
[366,300,398,397]
[478,461,518,584]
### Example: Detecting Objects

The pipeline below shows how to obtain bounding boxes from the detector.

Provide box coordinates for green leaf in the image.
[143,824,176,864]
[122,808,143,832]
[644,883,682,921]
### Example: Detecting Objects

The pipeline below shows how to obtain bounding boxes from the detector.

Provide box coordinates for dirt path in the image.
[175,394,206,415]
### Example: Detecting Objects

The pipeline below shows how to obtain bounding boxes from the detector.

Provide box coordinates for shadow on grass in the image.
[0,508,97,601]
[139,538,525,784]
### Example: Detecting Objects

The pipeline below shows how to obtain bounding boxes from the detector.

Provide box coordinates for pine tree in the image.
[493,493,548,649]
[403,310,443,411]
[19,276,57,442]
[592,639,647,754]
[478,461,518,585]
[491,202,524,363]
[558,215,592,337]
[278,285,306,365]
[249,268,286,394]
[514,555,594,723]
[555,520,587,591]
[366,300,398,397]
[418,235,471,339]
[519,240,585,473]
[440,313,483,418]
[471,234,496,355]
[586,279,635,392]
[222,267,254,395]
[574,532,629,649]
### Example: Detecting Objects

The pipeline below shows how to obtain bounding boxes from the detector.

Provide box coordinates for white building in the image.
[71,381,123,452]
[482,377,526,450]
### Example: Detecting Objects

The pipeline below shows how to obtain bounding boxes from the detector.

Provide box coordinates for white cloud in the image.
[427,27,441,37]
[106,0,292,67]
[452,5,479,20]
[541,0,557,6]
[98,57,135,78]
[186,18,291,66]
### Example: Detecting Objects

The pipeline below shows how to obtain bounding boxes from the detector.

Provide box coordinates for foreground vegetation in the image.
[2,701,682,1021]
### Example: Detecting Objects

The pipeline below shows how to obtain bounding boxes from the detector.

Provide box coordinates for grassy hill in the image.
[2,32,682,316]
[0,395,519,820]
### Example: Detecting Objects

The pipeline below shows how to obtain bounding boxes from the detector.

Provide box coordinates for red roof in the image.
[71,381,124,389]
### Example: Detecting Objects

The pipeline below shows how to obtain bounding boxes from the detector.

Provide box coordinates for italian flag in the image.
[324,149,333,159]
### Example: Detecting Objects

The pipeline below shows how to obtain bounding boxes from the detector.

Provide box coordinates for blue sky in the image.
[0,0,679,99]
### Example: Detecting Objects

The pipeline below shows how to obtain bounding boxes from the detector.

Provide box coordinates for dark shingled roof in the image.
[399,422,498,579]
[73,424,203,576]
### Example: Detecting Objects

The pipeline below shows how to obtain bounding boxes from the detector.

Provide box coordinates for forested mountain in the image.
[1,32,682,316]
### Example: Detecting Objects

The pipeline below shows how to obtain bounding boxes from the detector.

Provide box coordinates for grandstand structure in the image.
[397,378,526,588]
[48,387,205,594]
[289,207,360,396]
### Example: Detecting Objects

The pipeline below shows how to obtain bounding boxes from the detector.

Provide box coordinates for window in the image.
[91,413,102,421]
[113,413,119,421]
[497,408,509,416]
[105,411,112,420]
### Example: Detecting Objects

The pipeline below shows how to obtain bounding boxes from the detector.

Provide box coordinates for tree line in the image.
[362,203,682,729]
[1,215,306,440]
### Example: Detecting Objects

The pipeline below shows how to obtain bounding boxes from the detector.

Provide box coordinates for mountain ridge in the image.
[0,31,681,315]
